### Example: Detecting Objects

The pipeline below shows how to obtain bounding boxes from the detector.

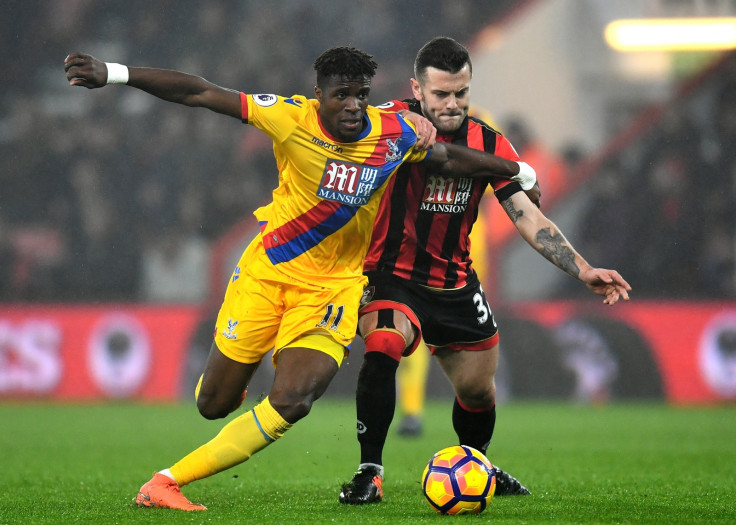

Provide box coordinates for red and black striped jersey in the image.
[364,99,522,289]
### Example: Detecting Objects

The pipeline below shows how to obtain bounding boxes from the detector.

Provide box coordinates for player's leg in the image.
[136,341,261,511]
[426,274,531,497]
[196,340,259,419]
[357,308,415,464]
[268,343,340,423]
[158,255,288,485]
[178,332,344,477]
[137,338,342,511]
[173,281,354,480]
[264,276,358,424]
[339,307,416,505]
[137,237,285,510]
[419,274,500,455]
[434,344,529,496]
[434,344,498,452]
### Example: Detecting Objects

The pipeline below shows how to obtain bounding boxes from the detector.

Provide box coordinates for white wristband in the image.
[105,62,129,85]
[512,161,537,191]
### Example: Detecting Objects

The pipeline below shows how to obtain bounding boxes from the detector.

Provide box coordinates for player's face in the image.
[411,64,471,134]
[315,75,371,142]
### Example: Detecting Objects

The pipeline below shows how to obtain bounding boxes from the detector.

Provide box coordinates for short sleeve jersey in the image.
[240,93,428,285]
[364,99,522,289]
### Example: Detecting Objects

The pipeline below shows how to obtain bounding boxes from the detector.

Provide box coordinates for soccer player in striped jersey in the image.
[339,37,631,504]
[65,45,537,511]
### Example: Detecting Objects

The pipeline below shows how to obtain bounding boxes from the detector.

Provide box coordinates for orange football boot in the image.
[135,473,207,511]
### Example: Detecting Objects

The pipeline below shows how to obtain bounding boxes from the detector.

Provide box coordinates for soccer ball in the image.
[421,445,496,515]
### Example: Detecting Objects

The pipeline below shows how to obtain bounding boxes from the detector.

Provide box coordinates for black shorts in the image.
[360,271,499,351]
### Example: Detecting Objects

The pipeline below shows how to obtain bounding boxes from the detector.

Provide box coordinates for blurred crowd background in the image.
[561,51,736,300]
[0,0,512,302]
[1,0,735,303]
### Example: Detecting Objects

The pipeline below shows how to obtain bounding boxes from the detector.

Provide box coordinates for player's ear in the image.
[410,78,422,100]
[314,85,322,102]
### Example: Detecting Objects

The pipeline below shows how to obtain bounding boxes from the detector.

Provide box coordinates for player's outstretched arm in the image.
[500,191,631,305]
[64,52,241,119]
[425,142,537,189]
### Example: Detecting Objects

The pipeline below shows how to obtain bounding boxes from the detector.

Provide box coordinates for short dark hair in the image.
[414,36,472,81]
[313,46,378,87]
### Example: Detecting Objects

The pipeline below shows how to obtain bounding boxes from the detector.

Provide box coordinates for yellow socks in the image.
[170,396,292,485]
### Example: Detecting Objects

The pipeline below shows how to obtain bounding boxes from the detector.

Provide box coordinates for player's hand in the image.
[64,52,108,89]
[580,267,631,305]
[525,182,541,208]
[401,111,437,151]
[512,161,536,190]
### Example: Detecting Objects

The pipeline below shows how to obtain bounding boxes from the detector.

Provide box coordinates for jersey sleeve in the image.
[495,133,521,162]
[375,100,410,112]
[240,93,302,143]
[487,133,521,194]
[396,113,429,164]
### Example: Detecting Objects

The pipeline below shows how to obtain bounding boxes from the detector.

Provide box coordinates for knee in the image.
[269,392,315,424]
[456,381,496,408]
[197,394,234,420]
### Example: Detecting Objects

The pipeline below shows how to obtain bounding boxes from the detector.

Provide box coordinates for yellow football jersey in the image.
[240,92,427,285]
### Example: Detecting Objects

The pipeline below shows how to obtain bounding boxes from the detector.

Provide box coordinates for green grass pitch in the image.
[1,399,734,524]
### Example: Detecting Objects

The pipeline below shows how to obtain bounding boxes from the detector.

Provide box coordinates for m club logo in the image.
[420,176,472,213]
[317,159,381,206]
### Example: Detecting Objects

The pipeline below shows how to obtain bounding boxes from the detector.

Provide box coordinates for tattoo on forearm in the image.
[535,227,580,277]
[502,199,523,223]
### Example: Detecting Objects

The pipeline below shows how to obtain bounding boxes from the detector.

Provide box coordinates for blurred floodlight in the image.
[605,18,736,51]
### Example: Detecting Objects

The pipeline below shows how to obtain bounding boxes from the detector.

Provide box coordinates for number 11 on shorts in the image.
[318,303,345,330]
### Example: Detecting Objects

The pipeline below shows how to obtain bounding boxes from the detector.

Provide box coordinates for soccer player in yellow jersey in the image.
[64,46,538,511]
